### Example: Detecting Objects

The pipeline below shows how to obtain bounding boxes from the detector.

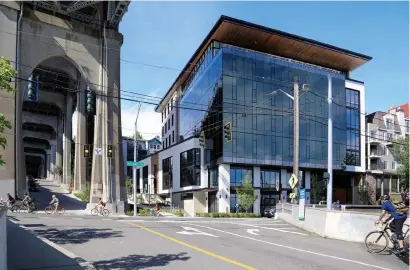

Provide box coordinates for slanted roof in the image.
[155,15,372,112]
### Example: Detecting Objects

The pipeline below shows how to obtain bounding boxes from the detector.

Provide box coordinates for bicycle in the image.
[45,204,65,215]
[364,221,409,254]
[5,203,20,212]
[19,202,38,213]
[91,205,110,216]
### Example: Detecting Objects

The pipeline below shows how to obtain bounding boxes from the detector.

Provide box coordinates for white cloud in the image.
[121,107,161,140]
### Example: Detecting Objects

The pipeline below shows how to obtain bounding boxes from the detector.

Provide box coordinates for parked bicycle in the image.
[365,222,409,254]
[91,205,110,216]
[45,204,65,215]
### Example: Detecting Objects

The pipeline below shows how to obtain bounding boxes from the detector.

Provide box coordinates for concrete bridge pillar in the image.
[56,114,63,184]
[62,94,73,189]
[74,77,87,192]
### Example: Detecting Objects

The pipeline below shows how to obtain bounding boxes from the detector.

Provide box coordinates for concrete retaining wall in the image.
[278,203,409,243]
[0,205,7,270]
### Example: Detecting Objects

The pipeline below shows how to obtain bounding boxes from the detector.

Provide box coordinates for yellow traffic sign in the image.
[289,193,297,199]
[288,173,298,189]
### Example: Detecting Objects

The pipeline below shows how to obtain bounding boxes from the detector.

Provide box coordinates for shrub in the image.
[74,192,89,203]
[174,210,184,217]
[138,208,149,216]
[125,210,134,216]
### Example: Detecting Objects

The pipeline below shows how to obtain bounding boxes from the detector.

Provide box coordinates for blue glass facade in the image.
[178,43,358,169]
[221,45,347,169]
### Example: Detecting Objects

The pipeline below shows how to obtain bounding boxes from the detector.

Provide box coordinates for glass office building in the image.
[179,43,350,170]
[150,16,371,214]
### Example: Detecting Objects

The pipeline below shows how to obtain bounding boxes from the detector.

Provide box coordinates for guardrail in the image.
[0,204,7,270]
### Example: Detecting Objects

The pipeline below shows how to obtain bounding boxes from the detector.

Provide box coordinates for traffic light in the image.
[86,86,95,115]
[28,74,39,101]
[199,131,206,148]
[84,144,90,158]
[107,145,113,158]
[224,122,232,142]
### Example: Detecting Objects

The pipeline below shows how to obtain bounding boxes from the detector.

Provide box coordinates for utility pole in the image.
[133,103,142,216]
[326,74,333,210]
[293,77,299,204]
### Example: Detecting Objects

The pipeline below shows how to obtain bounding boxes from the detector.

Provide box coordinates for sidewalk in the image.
[7,220,89,270]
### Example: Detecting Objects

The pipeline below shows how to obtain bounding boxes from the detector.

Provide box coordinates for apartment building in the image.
[365,105,409,202]
[137,16,372,216]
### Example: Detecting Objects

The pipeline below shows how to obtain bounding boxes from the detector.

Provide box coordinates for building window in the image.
[168,135,171,146]
[209,166,218,187]
[143,166,148,194]
[386,119,392,130]
[162,126,164,137]
[172,115,174,126]
[391,178,398,192]
[392,161,397,170]
[162,157,173,190]
[180,148,201,187]
[162,112,163,123]
[346,88,360,166]
[230,167,252,187]
[387,133,393,142]
[261,169,280,189]
[172,131,175,143]
[168,119,171,130]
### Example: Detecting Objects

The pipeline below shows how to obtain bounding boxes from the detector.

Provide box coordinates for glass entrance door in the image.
[208,192,219,213]
[261,194,279,213]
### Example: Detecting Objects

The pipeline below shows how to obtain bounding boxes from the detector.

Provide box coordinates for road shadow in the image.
[31,179,86,211]
[92,252,190,269]
[33,227,123,244]
[7,220,84,270]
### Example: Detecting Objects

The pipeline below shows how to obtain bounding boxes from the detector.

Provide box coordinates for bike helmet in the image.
[52,195,56,198]
[24,192,27,196]
[381,194,390,201]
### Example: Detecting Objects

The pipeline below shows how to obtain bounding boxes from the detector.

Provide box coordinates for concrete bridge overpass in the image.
[0,1,130,211]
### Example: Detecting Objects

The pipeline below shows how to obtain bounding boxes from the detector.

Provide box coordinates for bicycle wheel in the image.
[57,207,65,215]
[365,231,389,253]
[102,209,110,217]
[30,204,38,214]
[45,206,53,214]
[91,208,98,216]
[11,205,20,212]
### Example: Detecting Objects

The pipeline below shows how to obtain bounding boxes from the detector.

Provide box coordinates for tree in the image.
[0,57,17,165]
[357,180,374,205]
[310,173,326,204]
[237,173,257,213]
[131,132,143,140]
[393,135,409,192]
[341,153,356,170]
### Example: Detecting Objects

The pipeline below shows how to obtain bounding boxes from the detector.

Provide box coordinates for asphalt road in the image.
[7,212,409,270]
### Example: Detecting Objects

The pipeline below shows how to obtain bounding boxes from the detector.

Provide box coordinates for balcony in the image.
[368,162,386,174]
[369,149,383,159]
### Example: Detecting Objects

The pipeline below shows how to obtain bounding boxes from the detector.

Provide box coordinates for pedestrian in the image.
[235,203,240,213]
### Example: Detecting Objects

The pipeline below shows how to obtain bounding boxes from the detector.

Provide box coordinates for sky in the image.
[118,1,409,139]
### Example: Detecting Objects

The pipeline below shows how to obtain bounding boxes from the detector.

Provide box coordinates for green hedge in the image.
[196,212,261,218]
[73,192,89,203]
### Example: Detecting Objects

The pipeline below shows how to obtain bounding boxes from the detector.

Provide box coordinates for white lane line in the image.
[72,218,83,220]
[227,222,308,236]
[185,223,392,270]
[102,218,113,221]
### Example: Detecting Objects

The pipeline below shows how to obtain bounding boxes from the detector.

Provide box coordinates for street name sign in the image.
[127,161,144,167]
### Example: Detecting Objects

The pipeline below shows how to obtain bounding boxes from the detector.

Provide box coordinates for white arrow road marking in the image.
[246,229,260,235]
[176,226,218,237]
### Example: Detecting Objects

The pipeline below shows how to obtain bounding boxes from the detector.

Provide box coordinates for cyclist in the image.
[96,198,105,214]
[6,193,16,207]
[49,195,59,214]
[376,194,407,253]
[22,192,33,213]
